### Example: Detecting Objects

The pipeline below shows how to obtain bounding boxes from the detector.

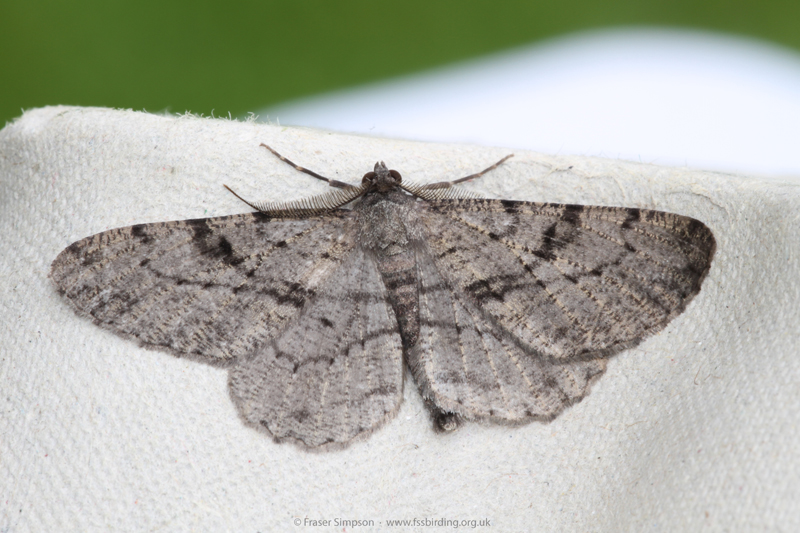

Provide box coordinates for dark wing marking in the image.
[417,199,715,361]
[50,211,357,366]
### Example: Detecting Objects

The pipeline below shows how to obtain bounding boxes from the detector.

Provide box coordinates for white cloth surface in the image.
[0,106,798,531]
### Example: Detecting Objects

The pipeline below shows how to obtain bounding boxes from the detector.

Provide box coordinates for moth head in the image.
[363,161,402,192]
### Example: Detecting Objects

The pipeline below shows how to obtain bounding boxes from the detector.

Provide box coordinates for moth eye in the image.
[362,172,376,185]
[389,170,402,183]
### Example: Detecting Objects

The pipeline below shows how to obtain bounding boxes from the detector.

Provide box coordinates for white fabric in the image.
[0,106,798,531]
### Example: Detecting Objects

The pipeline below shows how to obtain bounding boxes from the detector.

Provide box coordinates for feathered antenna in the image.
[223,144,371,218]
[401,182,480,200]
[224,184,367,218]
[401,154,513,201]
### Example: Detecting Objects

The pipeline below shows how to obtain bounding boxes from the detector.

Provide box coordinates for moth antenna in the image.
[402,182,479,201]
[241,185,369,218]
[223,184,261,211]
[261,144,354,189]
[414,154,514,193]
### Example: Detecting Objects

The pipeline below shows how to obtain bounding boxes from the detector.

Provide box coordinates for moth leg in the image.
[260,143,353,189]
[417,154,514,191]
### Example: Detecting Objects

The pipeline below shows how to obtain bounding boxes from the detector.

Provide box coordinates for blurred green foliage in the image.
[2,0,799,126]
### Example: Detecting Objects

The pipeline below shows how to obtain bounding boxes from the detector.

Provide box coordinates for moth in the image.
[51,144,716,450]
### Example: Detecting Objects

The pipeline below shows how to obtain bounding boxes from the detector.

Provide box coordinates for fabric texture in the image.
[1,106,797,531]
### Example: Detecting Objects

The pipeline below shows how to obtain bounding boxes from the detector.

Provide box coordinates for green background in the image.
[2,0,799,128]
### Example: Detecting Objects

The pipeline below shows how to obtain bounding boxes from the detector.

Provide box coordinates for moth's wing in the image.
[50,211,358,366]
[409,241,607,421]
[228,245,404,449]
[420,199,715,359]
[408,199,715,420]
